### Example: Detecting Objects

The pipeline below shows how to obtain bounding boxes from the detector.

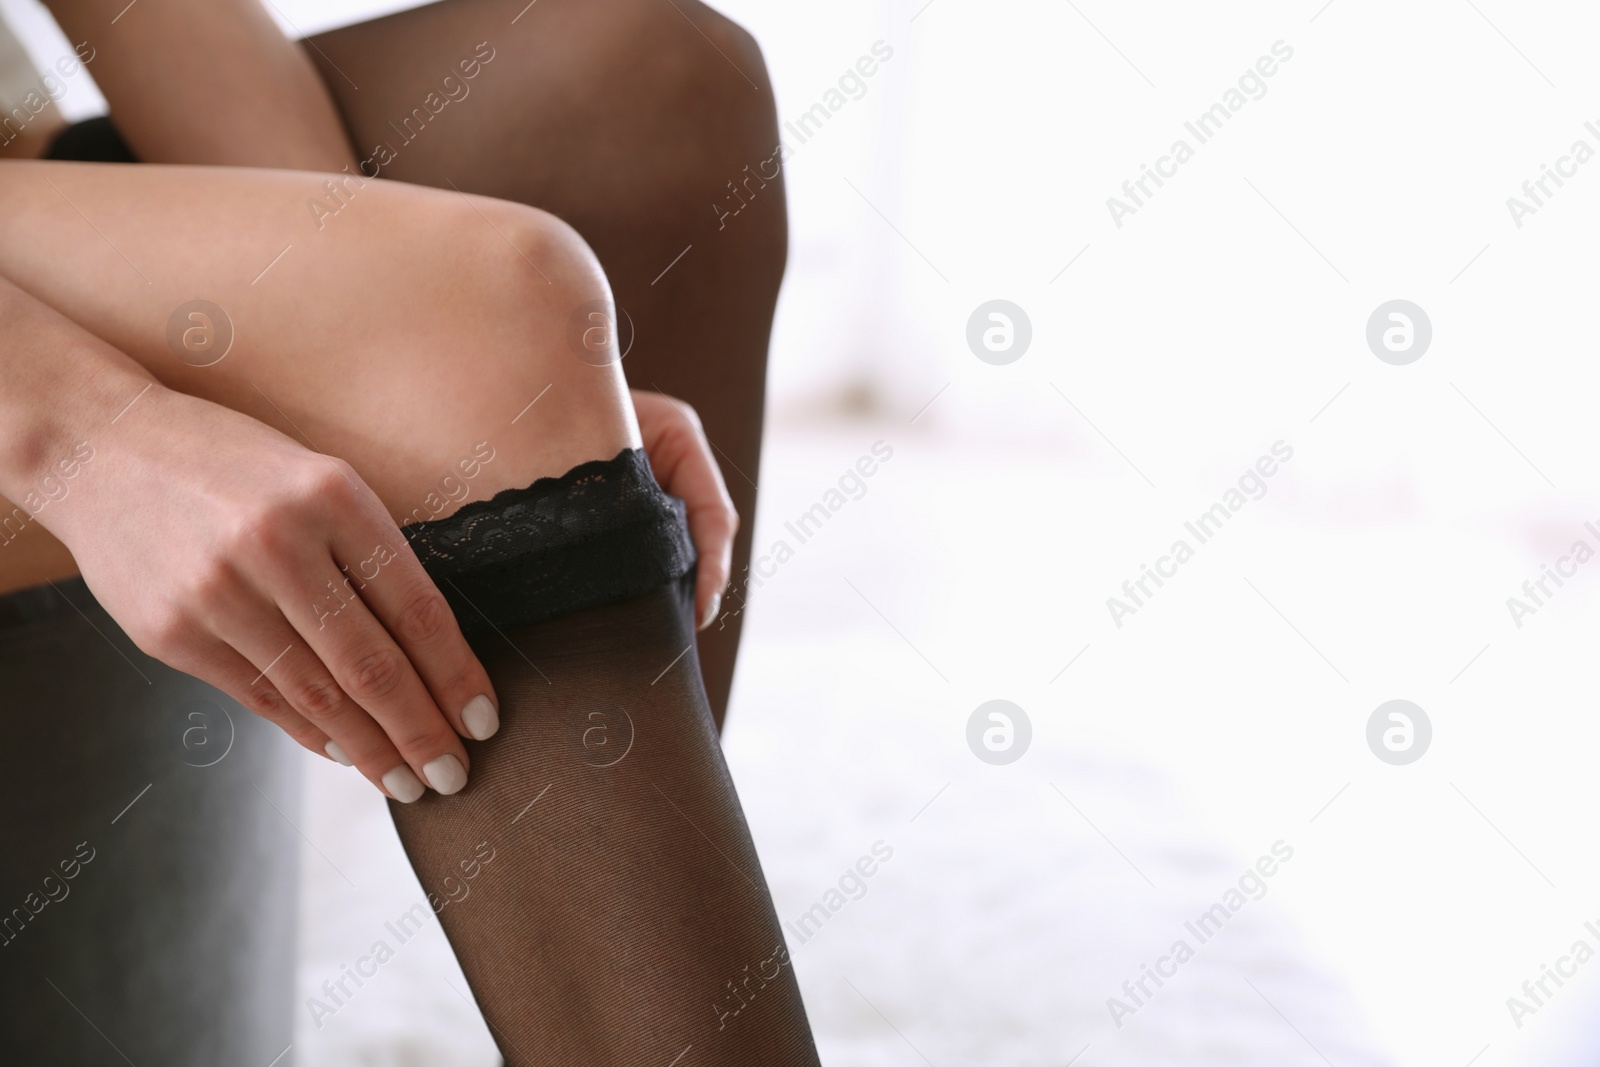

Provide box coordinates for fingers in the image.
[634,392,738,630]
[691,505,735,631]
[207,535,467,803]
[276,566,473,799]
[207,462,481,800]
[165,634,341,763]
[133,542,435,799]
[221,616,431,801]
[328,525,500,743]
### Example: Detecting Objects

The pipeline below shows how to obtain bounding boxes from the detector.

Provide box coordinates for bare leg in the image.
[304,0,790,729]
[0,161,635,536]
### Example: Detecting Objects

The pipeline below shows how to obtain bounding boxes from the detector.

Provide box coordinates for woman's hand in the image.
[631,390,739,631]
[50,382,497,802]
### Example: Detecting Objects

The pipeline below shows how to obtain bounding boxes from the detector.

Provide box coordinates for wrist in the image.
[0,335,163,502]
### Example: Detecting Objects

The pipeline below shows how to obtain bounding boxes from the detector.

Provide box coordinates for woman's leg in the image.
[0,159,817,1064]
[303,0,790,729]
[0,162,635,516]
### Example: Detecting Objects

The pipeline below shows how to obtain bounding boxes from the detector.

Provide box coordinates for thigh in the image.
[0,159,634,589]
[303,0,790,724]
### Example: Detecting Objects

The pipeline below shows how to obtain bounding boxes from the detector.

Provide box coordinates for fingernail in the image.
[324,741,353,766]
[699,592,722,631]
[382,765,426,804]
[423,754,468,796]
[461,694,499,740]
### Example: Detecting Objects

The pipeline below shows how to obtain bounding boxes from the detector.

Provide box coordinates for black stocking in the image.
[395,450,819,1065]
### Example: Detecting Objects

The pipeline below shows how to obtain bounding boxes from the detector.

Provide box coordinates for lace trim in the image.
[401,448,696,637]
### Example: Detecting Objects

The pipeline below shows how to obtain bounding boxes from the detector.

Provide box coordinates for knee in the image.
[607,2,788,278]
[378,190,638,511]
[679,7,780,157]
[465,197,634,418]
[669,2,769,87]
[606,1,784,196]
[457,197,616,353]
[684,8,784,184]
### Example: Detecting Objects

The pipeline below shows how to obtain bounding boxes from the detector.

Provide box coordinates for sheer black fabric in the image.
[395,451,820,1065]
[39,110,815,1063]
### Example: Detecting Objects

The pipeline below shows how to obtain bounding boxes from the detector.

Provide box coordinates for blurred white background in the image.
[12,0,1600,1063]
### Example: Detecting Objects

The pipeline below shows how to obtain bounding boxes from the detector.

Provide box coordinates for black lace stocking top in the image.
[402,448,696,638]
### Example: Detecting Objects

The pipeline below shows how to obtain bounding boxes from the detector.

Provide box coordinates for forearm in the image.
[0,274,156,506]
[44,0,357,171]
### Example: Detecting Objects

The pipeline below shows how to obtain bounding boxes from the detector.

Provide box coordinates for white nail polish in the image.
[382,765,426,804]
[324,741,353,767]
[700,592,722,631]
[462,694,499,741]
[423,754,468,796]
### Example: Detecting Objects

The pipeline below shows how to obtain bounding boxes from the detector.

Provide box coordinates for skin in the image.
[0,162,629,800]
[300,0,786,729]
[0,0,741,798]
[10,0,786,730]
[45,0,359,171]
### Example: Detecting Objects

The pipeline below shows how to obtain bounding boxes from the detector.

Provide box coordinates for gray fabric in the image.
[0,577,300,1065]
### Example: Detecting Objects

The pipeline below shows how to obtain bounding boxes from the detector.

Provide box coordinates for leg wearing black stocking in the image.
[41,0,787,731]
[305,0,789,730]
[18,133,806,1058]
[395,451,820,1065]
